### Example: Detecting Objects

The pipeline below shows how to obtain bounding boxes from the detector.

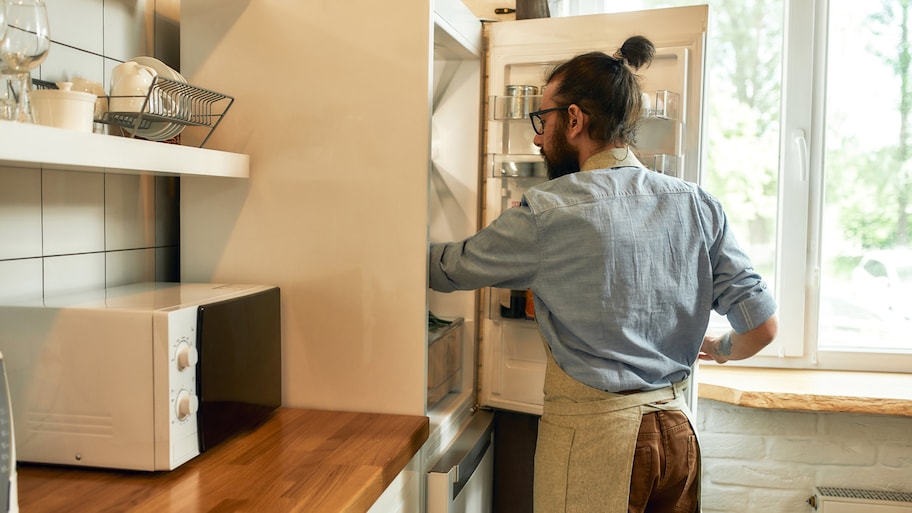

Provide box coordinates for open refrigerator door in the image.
[476,6,709,417]
[426,2,494,512]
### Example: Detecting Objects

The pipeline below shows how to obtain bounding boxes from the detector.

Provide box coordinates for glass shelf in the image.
[487,90,680,121]
[486,154,547,178]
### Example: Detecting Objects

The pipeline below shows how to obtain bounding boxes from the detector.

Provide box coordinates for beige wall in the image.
[179,0,436,416]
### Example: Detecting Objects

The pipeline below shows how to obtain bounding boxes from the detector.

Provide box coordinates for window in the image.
[548,0,912,372]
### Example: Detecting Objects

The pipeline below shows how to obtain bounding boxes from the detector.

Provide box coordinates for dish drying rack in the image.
[104,77,233,147]
[34,77,234,148]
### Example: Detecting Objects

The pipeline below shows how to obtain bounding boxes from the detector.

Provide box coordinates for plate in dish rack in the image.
[124,56,188,141]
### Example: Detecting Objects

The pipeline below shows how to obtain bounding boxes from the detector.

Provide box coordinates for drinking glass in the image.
[0,0,50,123]
[0,0,7,43]
[0,75,15,120]
[0,3,13,121]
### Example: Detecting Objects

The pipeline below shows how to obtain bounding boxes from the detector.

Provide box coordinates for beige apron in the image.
[533,341,698,513]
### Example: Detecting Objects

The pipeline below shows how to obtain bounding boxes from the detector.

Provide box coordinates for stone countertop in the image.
[698,365,912,416]
[15,408,429,513]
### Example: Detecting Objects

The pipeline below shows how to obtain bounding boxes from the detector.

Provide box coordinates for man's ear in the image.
[566,104,587,137]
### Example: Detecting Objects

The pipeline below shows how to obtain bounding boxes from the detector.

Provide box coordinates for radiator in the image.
[810,487,912,513]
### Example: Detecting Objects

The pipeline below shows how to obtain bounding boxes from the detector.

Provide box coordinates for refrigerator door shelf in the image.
[489,94,542,120]
[642,89,681,120]
[480,320,545,415]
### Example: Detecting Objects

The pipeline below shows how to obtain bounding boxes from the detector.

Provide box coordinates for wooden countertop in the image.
[698,365,912,416]
[16,408,429,513]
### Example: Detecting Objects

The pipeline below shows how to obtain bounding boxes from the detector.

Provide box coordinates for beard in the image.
[542,124,581,180]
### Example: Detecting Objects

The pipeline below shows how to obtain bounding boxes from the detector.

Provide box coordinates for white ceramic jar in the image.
[31,83,97,133]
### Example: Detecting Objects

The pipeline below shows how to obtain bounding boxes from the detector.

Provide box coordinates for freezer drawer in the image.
[428,410,494,513]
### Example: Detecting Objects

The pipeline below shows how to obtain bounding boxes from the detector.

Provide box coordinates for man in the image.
[428,37,778,513]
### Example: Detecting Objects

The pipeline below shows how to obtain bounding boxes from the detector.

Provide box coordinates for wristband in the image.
[718,330,733,357]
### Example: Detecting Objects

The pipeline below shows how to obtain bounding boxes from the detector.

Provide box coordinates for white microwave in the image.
[0,282,281,471]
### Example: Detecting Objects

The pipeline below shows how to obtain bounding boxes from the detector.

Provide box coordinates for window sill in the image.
[697,365,912,417]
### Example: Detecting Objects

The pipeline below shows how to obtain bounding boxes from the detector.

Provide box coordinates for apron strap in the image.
[544,379,688,416]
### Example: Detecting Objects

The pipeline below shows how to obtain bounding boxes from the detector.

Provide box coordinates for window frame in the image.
[742,0,912,373]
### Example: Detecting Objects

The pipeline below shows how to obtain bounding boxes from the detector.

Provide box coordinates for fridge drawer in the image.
[428,410,494,513]
[428,318,465,409]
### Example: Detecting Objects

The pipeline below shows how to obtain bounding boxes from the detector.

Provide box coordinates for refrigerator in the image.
[180,1,706,511]
[428,3,708,512]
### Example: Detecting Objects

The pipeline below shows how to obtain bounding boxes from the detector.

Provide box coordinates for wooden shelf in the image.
[697,365,912,416]
[0,121,248,178]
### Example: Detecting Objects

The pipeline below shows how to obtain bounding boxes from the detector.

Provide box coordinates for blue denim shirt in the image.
[428,164,777,392]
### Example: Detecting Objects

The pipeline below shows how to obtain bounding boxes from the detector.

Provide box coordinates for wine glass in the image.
[0,1,7,43]
[0,3,13,120]
[0,0,50,123]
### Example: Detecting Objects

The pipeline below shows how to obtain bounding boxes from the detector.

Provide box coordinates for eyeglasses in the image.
[529,106,570,135]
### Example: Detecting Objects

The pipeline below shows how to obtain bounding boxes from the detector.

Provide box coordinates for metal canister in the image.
[504,84,538,119]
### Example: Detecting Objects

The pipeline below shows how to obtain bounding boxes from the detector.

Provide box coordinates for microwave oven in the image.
[0,282,281,471]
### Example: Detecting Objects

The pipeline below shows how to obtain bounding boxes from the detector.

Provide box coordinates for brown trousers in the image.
[629,410,701,513]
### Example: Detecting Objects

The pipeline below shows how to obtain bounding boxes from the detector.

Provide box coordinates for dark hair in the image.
[545,35,655,145]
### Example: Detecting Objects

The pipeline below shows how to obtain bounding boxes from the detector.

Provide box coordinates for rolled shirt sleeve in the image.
[429,203,541,292]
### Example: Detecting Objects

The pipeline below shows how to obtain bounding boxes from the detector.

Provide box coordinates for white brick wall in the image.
[697,398,912,513]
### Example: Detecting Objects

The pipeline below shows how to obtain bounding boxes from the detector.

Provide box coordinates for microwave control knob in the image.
[175,343,199,371]
[175,390,199,421]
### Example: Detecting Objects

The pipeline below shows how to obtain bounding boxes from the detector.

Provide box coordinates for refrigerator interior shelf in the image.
[487,154,548,178]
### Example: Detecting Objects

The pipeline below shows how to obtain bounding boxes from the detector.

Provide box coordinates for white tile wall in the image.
[106,248,155,287]
[104,173,154,251]
[0,0,179,301]
[0,259,43,303]
[43,252,105,296]
[42,169,105,256]
[40,42,106,85]
[40,0,154,95]
[44,0,105,55]
[0,167,42,260]
[102,0,149,62]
